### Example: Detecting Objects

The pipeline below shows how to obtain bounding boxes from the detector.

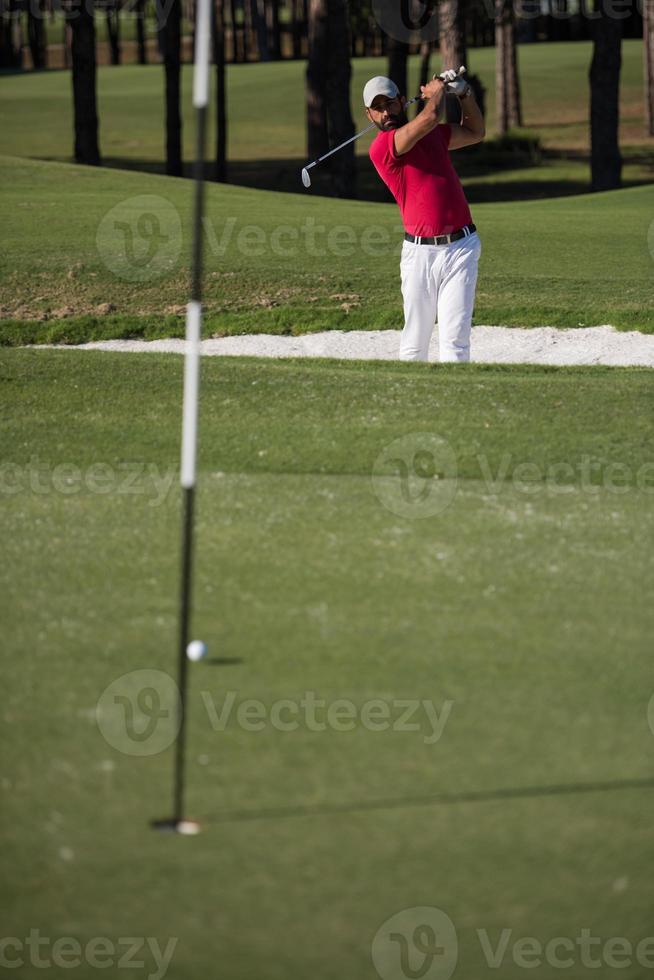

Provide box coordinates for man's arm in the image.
[393,78,446,157]
[448,88,485,149]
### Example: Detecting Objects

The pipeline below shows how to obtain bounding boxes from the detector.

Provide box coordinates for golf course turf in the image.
[2,349,654,978]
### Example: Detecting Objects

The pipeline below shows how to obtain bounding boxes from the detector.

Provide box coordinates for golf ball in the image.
[186,640,207,662]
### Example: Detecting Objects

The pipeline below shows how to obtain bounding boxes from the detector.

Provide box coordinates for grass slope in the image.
[1,153,653,339]
[2,349,654,979]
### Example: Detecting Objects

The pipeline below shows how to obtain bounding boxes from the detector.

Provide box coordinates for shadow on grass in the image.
[99,154,596,204]
[204,776,654,824]
[37,142,654,204]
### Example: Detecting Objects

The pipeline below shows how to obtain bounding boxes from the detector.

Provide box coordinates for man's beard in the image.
[375,109,408,132]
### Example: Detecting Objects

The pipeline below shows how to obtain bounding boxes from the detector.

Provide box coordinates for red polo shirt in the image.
[369,124,473,238]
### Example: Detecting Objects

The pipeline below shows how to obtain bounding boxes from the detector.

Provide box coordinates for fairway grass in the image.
[1,154,653,340]
[2,349,654,978]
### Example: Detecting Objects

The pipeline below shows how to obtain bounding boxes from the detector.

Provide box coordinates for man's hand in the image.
[438,68,462,84]
[435,68,470,99]
[446,78,470,98]
[420,78,446,105]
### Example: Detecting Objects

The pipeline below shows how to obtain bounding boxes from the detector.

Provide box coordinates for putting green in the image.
[2,349,653,979]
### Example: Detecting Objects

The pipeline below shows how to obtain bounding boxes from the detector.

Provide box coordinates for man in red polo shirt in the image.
[365,73,485,362]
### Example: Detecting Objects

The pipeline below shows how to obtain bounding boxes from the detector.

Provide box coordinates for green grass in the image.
[2,348,654,979]
[1,40,652,198]
[1,153,653,338]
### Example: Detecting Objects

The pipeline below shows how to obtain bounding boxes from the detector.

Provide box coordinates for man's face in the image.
[367,95,408,132]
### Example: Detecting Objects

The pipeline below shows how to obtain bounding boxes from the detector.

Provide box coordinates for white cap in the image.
[363,76,400,108]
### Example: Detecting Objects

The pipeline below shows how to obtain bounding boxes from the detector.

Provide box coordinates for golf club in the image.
[301,66,467,188]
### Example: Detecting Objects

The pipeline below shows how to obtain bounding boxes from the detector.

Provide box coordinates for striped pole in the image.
[155,0,211,836]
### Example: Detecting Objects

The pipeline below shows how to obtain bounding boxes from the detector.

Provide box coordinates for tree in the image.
[0,2,22,68]
[306,0,356,197]
[157,0,182,175]
[495,0,522,133]
[645,0,654,135]
[439,0,486,116]
[66,0,101,165]
[387,35,408,99]
[250,0,268,59]
[589,0,622,190]
[415,39,433,114]
[227,0,237,60]
[267,0,280,58]
[214,0,227,180]
[416,0,438,115]
[291,0,304,58]
[136,0,147,64]
[27,0,47,69]
[105,0,121,64]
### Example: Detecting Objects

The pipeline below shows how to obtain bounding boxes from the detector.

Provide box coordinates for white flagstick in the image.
[154,0,211,837]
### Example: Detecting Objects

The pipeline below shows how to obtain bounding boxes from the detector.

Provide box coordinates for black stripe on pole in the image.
[173,483,195,825]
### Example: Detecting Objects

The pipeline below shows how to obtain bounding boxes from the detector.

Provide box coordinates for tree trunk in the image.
[419,40,432,85]
[439,0,466,69]
[214,0,227,180]
[306,0,328,159]
[292,0,303,58]
[252,0,268,59]
[157,0,182,176]
[589,0,622,190]
[136,0,147,63]
[509,23,522,125]
[27,0,47,69]
[325,0,355,197]
[236,0,246,61]
[106,2,121,64]
[644,0,654,136]
[306,0,355,197]
[439,0,486,116]
[495,0,521,132]
[0,6,22,67]
[387,36,408,98]
[243,0,253,59]
[227,0,236,60]
[63,18,71,68]
[268,0,280,59]
[496,0,508,134]
[68,0,101,165]
[415,39,432,114]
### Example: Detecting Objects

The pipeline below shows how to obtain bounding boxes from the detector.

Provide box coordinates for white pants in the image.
[399,232,481,362]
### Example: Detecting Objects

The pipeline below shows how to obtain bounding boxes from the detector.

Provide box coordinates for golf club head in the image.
[301,168,312,188]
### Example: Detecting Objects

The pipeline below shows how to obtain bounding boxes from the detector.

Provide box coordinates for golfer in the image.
[364,73,485,362]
